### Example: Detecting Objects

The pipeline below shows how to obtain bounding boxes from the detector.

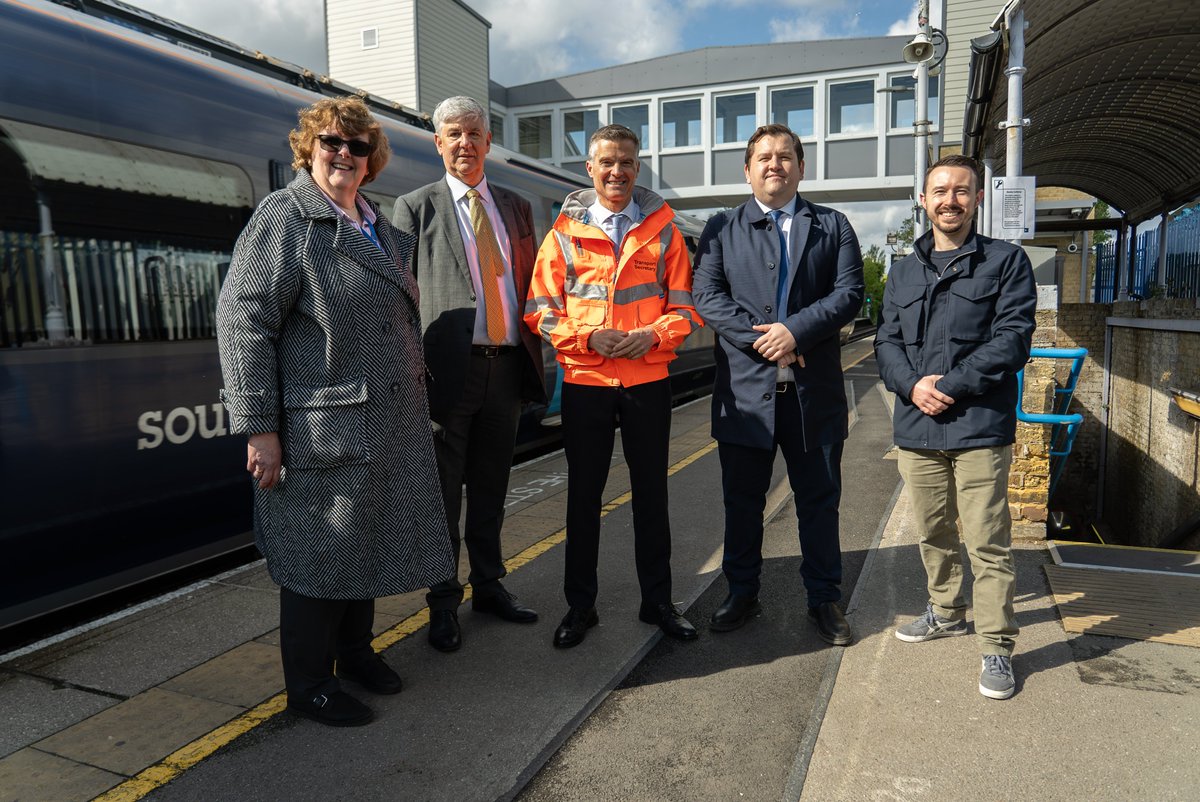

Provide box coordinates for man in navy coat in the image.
[693,124,864,645]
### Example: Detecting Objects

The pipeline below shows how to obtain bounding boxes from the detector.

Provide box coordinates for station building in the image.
[325,0,935,213]
[488,39,936,212]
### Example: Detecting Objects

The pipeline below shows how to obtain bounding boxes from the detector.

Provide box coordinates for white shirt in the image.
[754,194,799,381]
[588,198,642,247]
[445,172,520,346]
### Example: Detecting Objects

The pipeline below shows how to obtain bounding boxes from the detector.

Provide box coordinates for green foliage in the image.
[1092,201,1111,246]
[862,244,887,324]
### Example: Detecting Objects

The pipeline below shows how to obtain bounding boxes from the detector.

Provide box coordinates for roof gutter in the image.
[961,29,1005,160]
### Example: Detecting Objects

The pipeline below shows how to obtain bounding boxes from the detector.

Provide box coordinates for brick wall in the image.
[1052,299,1200,548]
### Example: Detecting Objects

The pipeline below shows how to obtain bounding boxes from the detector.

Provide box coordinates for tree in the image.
[1092,201,1112,246]
[862,244,887,324]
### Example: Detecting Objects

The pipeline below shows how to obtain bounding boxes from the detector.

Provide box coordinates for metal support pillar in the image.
[1157,212,1170,294]
[982,158,995,236]
[1115,218,1129,301]
[1003,7,1026,245]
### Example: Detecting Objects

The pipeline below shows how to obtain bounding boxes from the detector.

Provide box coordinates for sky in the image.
[129,0,940,250]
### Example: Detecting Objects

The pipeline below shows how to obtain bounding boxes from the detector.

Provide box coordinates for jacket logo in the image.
[632,259,656,272]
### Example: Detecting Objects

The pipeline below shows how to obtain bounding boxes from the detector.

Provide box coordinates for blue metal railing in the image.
[1016,347,1087,499]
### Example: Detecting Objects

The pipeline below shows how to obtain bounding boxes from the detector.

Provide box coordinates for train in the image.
[0,0,716,633]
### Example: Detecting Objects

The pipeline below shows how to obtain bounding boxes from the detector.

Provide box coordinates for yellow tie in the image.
[466,188,507,345]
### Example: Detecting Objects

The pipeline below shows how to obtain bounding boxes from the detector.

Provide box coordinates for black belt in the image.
[471,344,517,358]
[776,382,793,393]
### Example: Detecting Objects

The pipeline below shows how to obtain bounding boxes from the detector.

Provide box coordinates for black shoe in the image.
[473,587,538,623]
[709,593,762,632]
[808,601,854,646]
[428,609,461,652]
[553,607,598,649]
[639,602,699,641]
[338,655,403,695]
[287,690,372,727]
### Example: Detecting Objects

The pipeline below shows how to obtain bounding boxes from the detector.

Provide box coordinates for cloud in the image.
[838,200,913,254]
[134,0,327,71]
[887,4,919,36]
[769,17,830,42]
[472,0,685,86]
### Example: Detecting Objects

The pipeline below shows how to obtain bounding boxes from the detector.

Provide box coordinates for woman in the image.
[216,97,454,727]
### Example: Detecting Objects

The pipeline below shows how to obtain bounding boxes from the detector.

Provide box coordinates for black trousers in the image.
[717,389,844,606]
[560,378,673,610]
[427,348,523,611]
[279,587,375,700]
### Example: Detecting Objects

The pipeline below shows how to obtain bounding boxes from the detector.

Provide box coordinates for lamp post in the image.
[902,0,936,239]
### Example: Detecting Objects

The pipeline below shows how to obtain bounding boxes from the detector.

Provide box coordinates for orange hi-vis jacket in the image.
[525,188,702,388]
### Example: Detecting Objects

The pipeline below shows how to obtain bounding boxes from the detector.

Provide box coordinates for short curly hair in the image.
[288,96,390,184]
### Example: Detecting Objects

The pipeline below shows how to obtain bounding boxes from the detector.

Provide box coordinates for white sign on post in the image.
[990,176,1036,240]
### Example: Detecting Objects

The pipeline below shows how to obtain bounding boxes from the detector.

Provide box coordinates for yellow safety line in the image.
[93,439,718,802]
[1057,537,1199,556]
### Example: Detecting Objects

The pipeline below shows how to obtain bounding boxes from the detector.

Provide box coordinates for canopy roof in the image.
[977,0,1200,224]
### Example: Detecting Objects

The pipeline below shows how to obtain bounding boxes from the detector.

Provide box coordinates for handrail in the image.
[1017,347,1088,499]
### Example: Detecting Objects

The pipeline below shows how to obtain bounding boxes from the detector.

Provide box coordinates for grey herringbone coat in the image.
[216,170,454,599]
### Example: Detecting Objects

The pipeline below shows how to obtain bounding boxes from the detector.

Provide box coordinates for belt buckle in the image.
[475,345,500,358]
[776,382,790,393]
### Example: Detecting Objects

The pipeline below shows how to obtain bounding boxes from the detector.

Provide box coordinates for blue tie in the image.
[769,209,789,316]
[610,212,629,252]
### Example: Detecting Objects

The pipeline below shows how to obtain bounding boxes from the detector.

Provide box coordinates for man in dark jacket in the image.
[875,154,1036,700]
[693,124,863,646]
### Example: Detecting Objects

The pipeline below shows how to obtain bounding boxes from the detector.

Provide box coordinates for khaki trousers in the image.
[897,445,1017,656]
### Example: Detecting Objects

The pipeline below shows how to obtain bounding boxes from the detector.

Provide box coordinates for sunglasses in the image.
[317,134,372,158]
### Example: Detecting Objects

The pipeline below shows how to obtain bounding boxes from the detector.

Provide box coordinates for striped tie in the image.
[467,188,507,344]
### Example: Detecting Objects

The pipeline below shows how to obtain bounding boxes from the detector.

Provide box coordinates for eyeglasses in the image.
[317,134,372,158]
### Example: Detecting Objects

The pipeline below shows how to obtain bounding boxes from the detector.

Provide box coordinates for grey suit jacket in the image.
[693,195,864,450]
[392,179,546,423]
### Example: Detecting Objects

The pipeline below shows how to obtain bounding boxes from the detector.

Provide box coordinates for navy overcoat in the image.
[693,196,864,451]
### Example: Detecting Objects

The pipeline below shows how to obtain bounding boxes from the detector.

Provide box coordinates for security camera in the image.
[1066,242,1079,253]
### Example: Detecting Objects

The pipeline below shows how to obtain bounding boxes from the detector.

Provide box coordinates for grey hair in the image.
[432,96,489,133]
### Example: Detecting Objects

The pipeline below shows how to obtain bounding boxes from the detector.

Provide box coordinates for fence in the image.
[0,231,230,347]
[1094,210,1200,302]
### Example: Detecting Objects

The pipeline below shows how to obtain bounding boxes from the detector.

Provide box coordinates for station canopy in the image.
[973,0,1200,225]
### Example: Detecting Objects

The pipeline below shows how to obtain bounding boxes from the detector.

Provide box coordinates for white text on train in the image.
[138,404,229,449]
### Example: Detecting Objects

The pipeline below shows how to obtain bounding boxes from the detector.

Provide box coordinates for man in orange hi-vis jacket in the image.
[525,123,703,650]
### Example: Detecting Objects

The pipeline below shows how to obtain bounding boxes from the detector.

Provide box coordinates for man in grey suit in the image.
[393,96,546,652]
[693,124,863,646]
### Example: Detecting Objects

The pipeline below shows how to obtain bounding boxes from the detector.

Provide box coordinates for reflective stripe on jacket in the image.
[524,187,702,387]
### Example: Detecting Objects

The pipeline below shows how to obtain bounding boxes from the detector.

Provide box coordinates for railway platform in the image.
[2,341,1198,801]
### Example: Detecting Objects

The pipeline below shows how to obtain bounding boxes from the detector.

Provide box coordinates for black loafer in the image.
[639,602,698,641]
[808,601,854,646]
[553,607,598,649]
[287,691,372,727]
[428,609,462,652]
[473,588,538,623]
[338,655,403,695]
[710,593,762,632]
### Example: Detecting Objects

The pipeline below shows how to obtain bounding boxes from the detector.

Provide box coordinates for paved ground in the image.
[4,339,1198,802]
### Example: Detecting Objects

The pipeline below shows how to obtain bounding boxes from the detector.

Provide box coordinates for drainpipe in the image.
[982,158,995,236]
[34,186,67,341]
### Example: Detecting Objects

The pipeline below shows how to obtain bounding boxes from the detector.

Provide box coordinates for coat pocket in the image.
[948,277,999,342]
[282,379,369,469]
[892,284,926,345]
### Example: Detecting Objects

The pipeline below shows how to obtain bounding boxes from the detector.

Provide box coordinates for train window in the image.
[269,160,295,191]
[1,231,229,347]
